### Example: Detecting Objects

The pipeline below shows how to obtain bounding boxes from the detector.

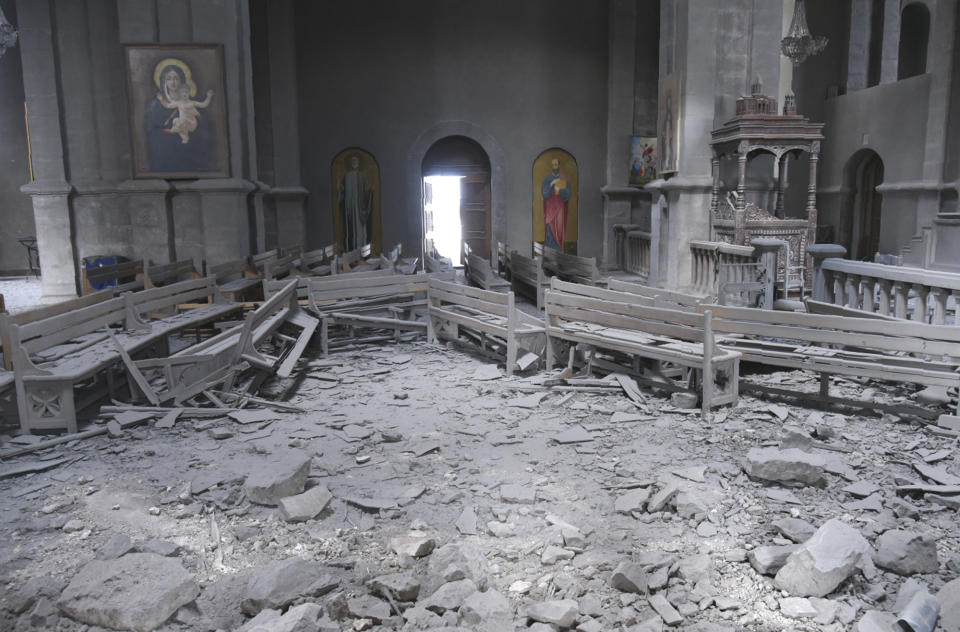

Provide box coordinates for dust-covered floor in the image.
[1,339,959,632]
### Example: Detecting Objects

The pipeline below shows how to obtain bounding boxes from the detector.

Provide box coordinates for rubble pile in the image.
[0,345,959,631]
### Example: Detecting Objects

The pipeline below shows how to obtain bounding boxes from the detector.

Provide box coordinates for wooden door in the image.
[460,174,490,262]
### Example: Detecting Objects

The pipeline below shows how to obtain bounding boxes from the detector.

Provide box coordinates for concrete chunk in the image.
[874,529,939,575]
[774,519,873,597]
[743,447,827,487]
[243,450,313,506]
[278,484,332,522]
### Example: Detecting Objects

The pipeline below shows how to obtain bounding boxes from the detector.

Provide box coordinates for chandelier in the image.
[0,6,18,60]
[781,0,827,66]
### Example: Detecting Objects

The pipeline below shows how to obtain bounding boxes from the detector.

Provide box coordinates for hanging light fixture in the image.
[781,0,827,66]
[0,6,18,60]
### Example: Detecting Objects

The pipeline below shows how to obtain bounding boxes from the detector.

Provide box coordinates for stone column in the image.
[806,144,821,267]
[17,0,77,300]
[600,0,638,266]
[176,179,256,265]
[735,146,748,245]
[846,0,872,92]
[879,0,901,84]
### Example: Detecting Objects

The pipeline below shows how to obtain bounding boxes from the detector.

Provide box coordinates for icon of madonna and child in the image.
[132,51,229,177]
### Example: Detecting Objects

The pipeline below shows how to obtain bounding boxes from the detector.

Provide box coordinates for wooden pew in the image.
[425,252,455,281]
[81,259,144,296]
[125,277,242,334]
[463,241,509,291]
[9,296,152,433]
[703,304,960,416]
[607,278,708,313]
[264,252,299,281]
[125,279,318,405]
[144,259,201,289]
[427,277,545,376]
[208,257,263,302]
[544,278,741,417]
[250,249,282,276]
[536,242,604,286]
[506,249,547,310]
[0,289,114,371]
[297,244,339,276]
[307,272,431,354]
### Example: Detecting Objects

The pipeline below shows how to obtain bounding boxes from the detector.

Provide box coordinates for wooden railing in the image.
[810,246,960,324]
[613,224,651,279]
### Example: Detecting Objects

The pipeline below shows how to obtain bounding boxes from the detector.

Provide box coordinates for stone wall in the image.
[0,0,35,276]
[294,0,610,261]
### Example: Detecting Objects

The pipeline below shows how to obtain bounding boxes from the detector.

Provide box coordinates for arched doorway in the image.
[844,149,885,261]
[421,136,491,265]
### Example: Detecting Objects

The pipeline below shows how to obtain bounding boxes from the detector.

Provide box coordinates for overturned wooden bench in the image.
[703,304,960,417]
[427,277,544,375]
[124,279,317,406]
[308,273,430,354]
[544,278,740,416]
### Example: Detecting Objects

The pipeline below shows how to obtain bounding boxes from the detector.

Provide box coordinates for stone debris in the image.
[458,588,512,627]
[237,603,324,632]
[368,572,420,602]
[779,596,818,619]
[243,450,313,506]
[526,599,579,627]
[857,609,898,631]
[873,529,939,575]
[610,561,648,594]
[241,557,339,615]
[390,533,436,558]
[774,519,874,597]
[420,578,478,613]
[748,544,799,575]
[615,487,651,513]
[346,595,390,622]
[499,483,536,504]
[771,517,817,543]
[455,505,479,535]
[57,553,200,632]
[742,447,827,486]
[649,593,684,626]
[278,484,333,522]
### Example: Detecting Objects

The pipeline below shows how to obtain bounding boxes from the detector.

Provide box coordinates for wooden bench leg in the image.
[819,372,829,399]
[321,317,329,357]
[18,380,77,435]
[545,336,555,369]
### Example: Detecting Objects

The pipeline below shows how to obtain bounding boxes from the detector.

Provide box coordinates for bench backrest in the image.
[0,289,114,370]
[209,257,258,283]
[145,259,200,288]
[126,277,221,319]
[300,244,338,270]
[281,244,303,260]
[546,278,707,344]
[425,252,454,275]
[608,278,706,312]
[263,277,310,301]
[10,295,129,362]
[507,250,543,284]
[308,272,429,308]
[251,248,281,272]
[82,259,144,295]
[264,253,299,280]
[466,253,497,284]
[340,244,373,269]
[702,303,960,358]
[428,276,511,319]
[541,248,602,284]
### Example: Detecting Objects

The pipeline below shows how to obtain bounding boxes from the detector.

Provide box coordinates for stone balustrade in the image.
[810,245,960,324]
[690,240,765,305]
[613,224,651,279]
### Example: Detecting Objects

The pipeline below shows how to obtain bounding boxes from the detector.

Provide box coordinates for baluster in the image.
[844,275,859,308]
[859,277,875,312]
[932,288,948,326]
[912,284,930,323]
[893,282,908,319]
[877,280,892,316]
[952,291,960,326]
[832,272,844,307]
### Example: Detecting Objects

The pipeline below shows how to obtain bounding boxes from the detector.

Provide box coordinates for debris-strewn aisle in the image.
[1,341,959,632]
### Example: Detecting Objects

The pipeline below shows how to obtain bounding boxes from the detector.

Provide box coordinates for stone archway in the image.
[408,121,505,263]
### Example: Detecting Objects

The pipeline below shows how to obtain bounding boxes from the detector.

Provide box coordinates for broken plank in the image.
[0,428,108,459]
[277,314,319,378]
[0,456,73,480]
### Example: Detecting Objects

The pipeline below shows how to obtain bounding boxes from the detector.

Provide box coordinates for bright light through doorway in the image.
[424,175,463,265]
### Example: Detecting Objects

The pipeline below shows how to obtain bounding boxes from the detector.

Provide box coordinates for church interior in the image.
[2,1,960,631]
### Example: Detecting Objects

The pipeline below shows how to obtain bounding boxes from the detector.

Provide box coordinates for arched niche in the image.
[898,2,930,80]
